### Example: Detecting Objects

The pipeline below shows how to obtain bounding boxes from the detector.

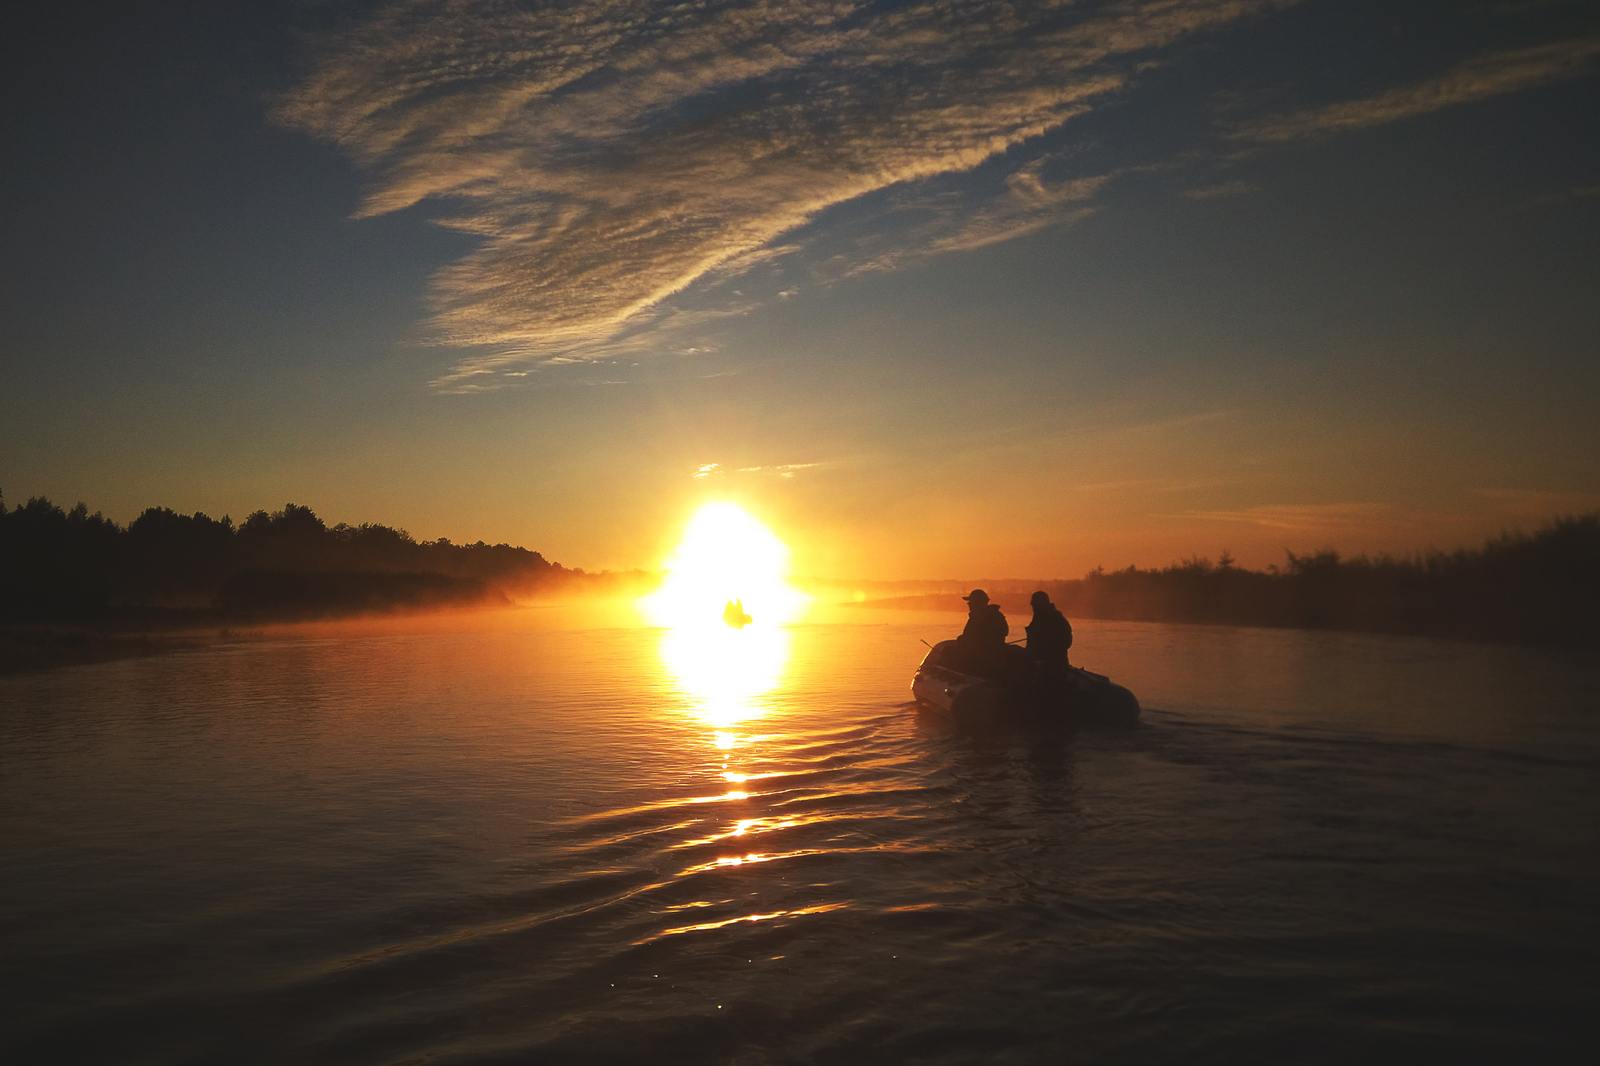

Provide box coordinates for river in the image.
[2,609,1597,1064]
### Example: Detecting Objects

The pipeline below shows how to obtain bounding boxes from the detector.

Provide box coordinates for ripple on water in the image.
[1,619,1596,1063]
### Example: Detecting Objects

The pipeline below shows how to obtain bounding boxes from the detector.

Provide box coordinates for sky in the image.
[3,0,1597,580]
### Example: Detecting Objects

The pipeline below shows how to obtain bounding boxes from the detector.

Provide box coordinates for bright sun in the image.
[638,502,810,630]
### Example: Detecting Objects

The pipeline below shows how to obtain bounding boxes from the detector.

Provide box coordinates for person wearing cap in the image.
[1024,590,1073,670]
[956,589,1008,675]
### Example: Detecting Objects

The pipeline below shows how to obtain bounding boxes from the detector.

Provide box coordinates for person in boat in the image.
[955,589,1008,676]
[1024,590,1073,671]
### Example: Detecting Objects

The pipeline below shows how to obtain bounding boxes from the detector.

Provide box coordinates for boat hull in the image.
[911,641,1140,728]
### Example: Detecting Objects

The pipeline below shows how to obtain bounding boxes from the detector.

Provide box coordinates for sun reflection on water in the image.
[657,624,792,730]
[635,502,819,916]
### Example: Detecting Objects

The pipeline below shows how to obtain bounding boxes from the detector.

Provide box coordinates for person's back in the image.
[1025,591,1072,668]
[958,589,1007,643]
[956,589,1008,676]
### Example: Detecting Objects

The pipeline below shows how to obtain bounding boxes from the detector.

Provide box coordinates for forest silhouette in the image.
[1037,515,1600,649]
[0,495,648,629]
[844,515,1600,651]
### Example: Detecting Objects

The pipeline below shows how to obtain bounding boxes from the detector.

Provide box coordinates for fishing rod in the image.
[924,637,1028,646]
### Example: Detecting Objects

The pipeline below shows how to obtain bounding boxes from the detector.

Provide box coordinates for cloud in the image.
[1075,476,1237,492]
[428,300,754,390]
[825,160,1114,279]
[1177,502,1393,532]
[1181,179,1256,199]
[691,460,823,481]
[278,0,1288,371]
[1235,33,1600,143]
[737,462,822,478]
[915,164,1112,258]
[1107,409,1234,438]
[1177,493,1600,539]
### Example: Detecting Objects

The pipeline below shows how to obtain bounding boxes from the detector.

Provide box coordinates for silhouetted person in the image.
[956,588,1008,676]
[1025,590,1072,670]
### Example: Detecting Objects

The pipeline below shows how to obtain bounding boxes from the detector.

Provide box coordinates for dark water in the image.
[3,610,1597,1064]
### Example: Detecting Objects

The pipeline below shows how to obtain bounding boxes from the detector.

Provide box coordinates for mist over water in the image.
[3,611,1597,1063]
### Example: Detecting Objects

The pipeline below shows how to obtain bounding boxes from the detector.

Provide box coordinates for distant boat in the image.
[911,640,1140,728]
[723,599,753,628]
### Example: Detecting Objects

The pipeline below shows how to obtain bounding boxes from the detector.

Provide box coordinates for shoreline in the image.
[0,625,212,676]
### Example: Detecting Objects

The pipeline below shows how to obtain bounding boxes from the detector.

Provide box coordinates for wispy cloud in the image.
[1075,476,1237,492]
[1177,502,1393,532]
[1110,409,1234,437]
[278,0,1288,373]
[1182,494,1600,539]
[691,460,823,480]
[1181,179,1256,199]
[428,301,754,391]
[828,161,1115,279]
[1235,33,1600,143]
[914,165,1113,258]
[738,462,821,478]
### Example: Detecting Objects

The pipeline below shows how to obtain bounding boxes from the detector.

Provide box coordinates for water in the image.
[3,610,1597,1064]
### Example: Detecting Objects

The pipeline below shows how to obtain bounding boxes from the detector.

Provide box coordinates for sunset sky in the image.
[4,0,1597,579]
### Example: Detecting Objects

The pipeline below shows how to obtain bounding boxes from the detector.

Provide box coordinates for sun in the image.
[637,502,810,630]
[640,502,810,728]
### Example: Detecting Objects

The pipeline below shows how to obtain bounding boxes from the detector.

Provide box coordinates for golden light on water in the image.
[631,505,825,914]
[656,625,791,729]
[639,502,810,731]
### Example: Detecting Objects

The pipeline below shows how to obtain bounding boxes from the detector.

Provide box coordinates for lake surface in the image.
[3,610,1597,1064]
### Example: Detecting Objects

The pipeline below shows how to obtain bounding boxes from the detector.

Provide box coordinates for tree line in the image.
[1036,513,1600,649]
[6,490,1596,648]
[841,514,1600,650]
[0,494,649,623]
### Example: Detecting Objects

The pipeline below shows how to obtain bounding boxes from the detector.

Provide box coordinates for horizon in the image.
[6,489,1592,589]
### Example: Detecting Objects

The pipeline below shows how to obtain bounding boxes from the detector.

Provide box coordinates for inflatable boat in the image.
[911,639,1140,728]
